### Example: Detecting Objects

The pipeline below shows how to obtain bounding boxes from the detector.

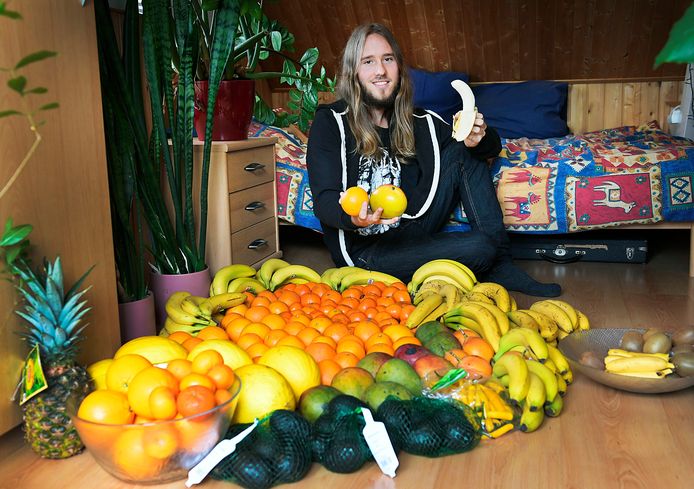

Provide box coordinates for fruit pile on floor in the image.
[82,258,587,486]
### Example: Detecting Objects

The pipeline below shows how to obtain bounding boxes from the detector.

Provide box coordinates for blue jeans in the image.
[353,145,507,281]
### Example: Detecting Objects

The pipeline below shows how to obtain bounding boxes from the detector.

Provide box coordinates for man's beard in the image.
[361,80,399,110]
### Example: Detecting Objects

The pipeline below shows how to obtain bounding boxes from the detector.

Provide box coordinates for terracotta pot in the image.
[150,268,212,330]
[194,79,255,141]
[118,293,156,343]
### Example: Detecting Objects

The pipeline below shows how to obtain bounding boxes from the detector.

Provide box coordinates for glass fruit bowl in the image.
[67,379,240,484]
[558,328,694,394]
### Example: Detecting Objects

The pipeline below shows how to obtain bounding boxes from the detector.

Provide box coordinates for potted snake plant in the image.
[188,0,334,140]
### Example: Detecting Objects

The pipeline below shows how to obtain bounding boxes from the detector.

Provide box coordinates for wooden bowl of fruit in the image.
[558,328,694,394]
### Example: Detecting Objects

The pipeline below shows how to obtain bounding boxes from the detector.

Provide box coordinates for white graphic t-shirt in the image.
[356,148,402,235]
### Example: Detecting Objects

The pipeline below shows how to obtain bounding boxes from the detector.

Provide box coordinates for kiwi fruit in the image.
[671,343,694,355]
[672,352,694,377]
[619,331,644,352]
[643,332,672,354]
[672,328,694,347]
[579,350,604,370]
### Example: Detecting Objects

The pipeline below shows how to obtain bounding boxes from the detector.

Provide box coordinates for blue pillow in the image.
[410,68,470,124]
[472,81,569,139]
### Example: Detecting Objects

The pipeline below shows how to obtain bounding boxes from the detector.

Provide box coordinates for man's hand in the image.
[464,112,487,148]
[339,193,399,227]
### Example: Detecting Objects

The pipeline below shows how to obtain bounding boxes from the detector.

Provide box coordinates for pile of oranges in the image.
[168,281,418,385]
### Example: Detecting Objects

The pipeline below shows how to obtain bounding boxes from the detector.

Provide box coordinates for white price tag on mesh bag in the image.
[185,419,259,487]
[360,407,399,478]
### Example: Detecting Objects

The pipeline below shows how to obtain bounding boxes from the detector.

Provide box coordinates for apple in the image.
[369,184,407,218]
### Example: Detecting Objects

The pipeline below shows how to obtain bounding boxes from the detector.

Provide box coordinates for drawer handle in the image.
[244,201,266,211]
[244,162,266,172]
[247,238,268,250]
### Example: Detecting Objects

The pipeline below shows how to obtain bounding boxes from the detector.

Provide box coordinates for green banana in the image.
[492,352,530,404]
[530,301,574,334]
[338,270,402,291]
[268,264,321,290]
[546,343,571,375]
[320,267,340,286]
[494,328,549,363]
[519,402,545,432]
[525,359,559,402]
[444,316,485,337]
[406,293,444,328]
[227,277,267,294]
[524,372,546,412]
[210,264,256,296]
[257,258,290,287]
[544,393,564,417]
[471,282,512,312]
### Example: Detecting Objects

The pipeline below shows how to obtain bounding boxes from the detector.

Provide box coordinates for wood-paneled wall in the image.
[0,1,120,435]
[263,0,690,84]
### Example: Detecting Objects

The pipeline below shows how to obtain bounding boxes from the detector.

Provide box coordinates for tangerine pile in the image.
[185,281,418,385]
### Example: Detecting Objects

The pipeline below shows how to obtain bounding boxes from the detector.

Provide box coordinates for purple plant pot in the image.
[118,292,157,343]
[150,268,212,331]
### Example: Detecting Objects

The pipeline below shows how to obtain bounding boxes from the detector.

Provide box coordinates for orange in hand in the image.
[340,186,369,216]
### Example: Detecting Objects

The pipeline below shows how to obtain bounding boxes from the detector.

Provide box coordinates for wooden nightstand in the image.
[192,137,282,274]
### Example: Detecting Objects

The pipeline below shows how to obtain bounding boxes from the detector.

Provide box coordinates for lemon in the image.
[187,339,252,370]
[114,336,187,365]
[233,364,295,424]
[86,358,113,390]
[257,345,321,399]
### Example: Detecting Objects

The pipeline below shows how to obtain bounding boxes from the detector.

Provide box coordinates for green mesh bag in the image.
[311,395,396,473]
[375,396,480,457]
[210,410,312,489]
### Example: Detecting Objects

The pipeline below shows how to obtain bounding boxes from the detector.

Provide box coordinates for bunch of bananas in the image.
[405,281,465,329]
[210,264,265,296]
[442,294,512,352]
[604,349,675,378]
[450,381,516,439]
[163,291,246,335]
[319,265,402,291]
[254,258,322,290]
[527,299,590,342]
[407,259,478,295]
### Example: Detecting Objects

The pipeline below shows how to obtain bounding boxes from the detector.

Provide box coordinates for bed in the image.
[248,76,694,275]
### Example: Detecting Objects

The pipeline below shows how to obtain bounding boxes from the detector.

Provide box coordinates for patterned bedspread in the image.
[249,121,694,234]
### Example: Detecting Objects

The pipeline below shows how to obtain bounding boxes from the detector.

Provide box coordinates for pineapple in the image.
[2,221,94,459]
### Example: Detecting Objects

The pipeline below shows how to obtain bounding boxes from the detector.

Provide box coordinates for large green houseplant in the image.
[187,0,334,136]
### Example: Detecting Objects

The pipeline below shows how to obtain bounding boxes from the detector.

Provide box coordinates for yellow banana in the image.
[576,310,591,330]
[257,258,290,288]
[163,317,208,334]
[410,260,475,293]
[507,310,541,332]
[466,300,510,335]
[494,327,549,363]
[606,349,669,360]
[492,352,530,404]
[530,301,574,334]
[519,402,544,433]
[431,258,478,287]
[604,355,673,373]
[227,277,267,294]
[465,291,494,304]
[555,372,567,397]
[544,393,564,417]
[444,316,485,337]
[268,264,321,290]
[545,299,579,330]
[525,359,559,402]
[329,266,367,290]
[471,282,512,312]
[543,358,558,374]
[320,267,340,286]
[210,264,256,296]
[613,369,673,378]
[165,291,210,325]
[546,343,571,375]
[199,292,247,315]
[453,302,501,351]
[524,309,560,342]
[509,296,518,311]
[524,372,546,412]
[338,270,402,291]
[420,302,449,323]
[440,283,463,312]
[406,293,444,328]
[180,296,207,318]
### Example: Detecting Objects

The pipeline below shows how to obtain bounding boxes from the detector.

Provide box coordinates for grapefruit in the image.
[187,339,252,370]
[369,184,407,218]
[233,364,296,423]
[257,345,321,399]
[114,336,188,365]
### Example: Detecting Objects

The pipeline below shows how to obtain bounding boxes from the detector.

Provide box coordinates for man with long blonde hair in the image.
[306,23,560,296]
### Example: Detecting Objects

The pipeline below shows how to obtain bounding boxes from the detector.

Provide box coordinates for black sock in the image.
[481,261,561,297]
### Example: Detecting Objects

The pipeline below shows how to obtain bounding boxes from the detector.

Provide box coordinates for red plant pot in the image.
[194,79,255,141]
